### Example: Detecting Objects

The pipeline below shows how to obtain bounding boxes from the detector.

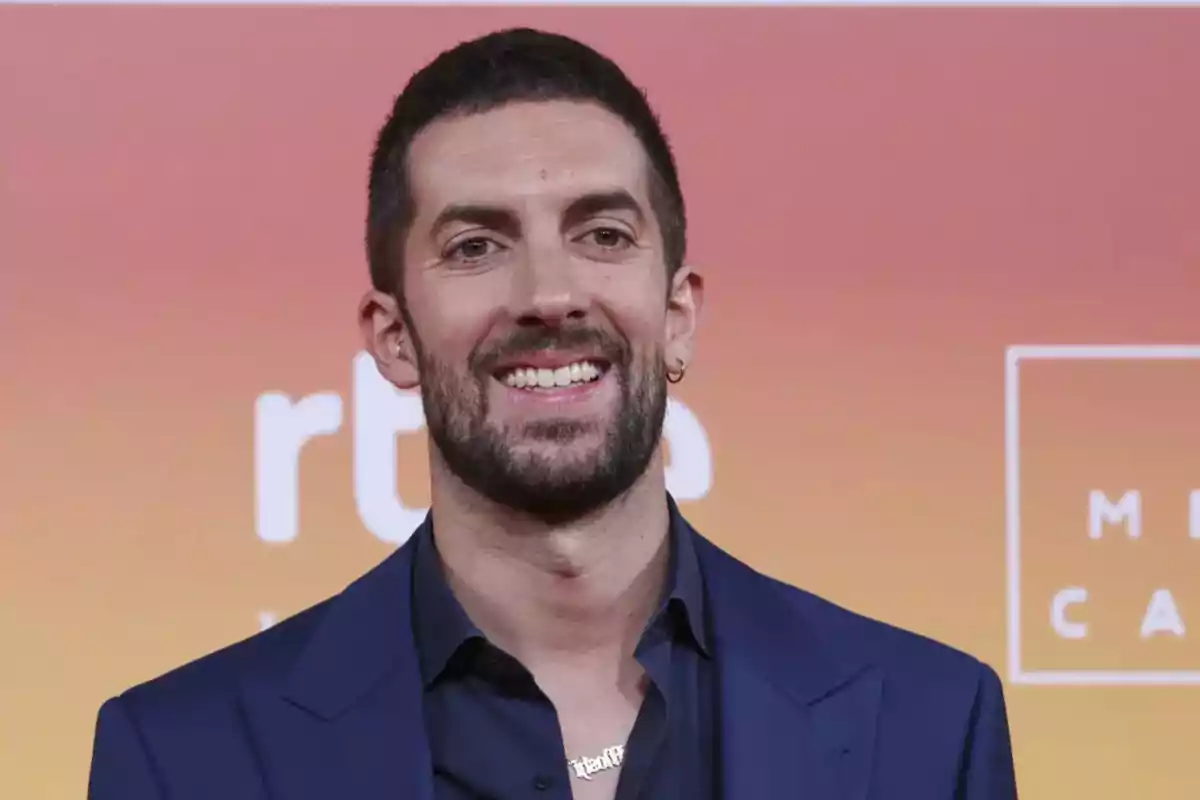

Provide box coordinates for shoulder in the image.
[112,597,333,720]
[107,535,419,722]
[783,572,993,680]
[698,533,1002,703]
[88,597,341,791]
[696,536,1015,788]
[787,576,1003,706]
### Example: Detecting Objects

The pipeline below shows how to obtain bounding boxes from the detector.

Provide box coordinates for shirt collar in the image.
[661,494,711,657]
[411,520,484,687]
[411,494,711,686]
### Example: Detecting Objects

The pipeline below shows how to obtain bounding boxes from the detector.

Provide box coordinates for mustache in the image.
[473,327,630,373]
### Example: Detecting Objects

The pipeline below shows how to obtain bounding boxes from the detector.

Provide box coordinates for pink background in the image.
[3,6,1200,797]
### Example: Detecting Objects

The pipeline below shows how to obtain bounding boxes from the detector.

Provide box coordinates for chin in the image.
[492,472,627,521]
[507,441,607,475]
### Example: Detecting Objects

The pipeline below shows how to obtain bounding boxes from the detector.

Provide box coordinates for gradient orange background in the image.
[4,6,1200,798]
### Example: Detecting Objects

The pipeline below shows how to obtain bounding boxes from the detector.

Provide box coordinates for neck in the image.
[427,452,672,668]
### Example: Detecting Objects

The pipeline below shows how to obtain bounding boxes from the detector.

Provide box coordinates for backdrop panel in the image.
[2,6,1199,797]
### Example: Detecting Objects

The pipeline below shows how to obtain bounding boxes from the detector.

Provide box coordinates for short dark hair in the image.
[365,27,687,294]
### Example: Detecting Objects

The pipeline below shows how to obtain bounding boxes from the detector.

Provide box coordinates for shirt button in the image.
[533,775,553,791]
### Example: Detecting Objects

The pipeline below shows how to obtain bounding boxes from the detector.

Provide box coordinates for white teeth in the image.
[501,360,603,390]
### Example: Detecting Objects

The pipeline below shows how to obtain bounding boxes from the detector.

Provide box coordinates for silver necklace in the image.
[567,743,626,781]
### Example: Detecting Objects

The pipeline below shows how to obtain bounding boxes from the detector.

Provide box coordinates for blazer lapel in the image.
[695,534,882,800]
[232,506,881,800]
[239,527,435,800]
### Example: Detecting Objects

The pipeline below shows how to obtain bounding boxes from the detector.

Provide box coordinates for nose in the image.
[508,240,588,327]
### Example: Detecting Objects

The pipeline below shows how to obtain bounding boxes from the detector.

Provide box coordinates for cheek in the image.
[611,295,668,348]
[592,270,668,337]
[409,282,500,361]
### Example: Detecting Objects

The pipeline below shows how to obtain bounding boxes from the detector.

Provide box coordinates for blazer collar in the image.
[691,526,874,706]
[689,521,882,800]
[240,521,434,800]
[279,525,424,720]
[275,504,879,718]
[263,503,882,800]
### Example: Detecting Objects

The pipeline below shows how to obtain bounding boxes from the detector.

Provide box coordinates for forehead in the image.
[406,100,653,216]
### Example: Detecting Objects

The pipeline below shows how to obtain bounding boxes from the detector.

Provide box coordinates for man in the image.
[89,28,1017,800]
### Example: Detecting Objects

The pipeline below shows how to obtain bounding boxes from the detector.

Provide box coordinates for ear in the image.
[664,265,704,374]
[358,289,421,390]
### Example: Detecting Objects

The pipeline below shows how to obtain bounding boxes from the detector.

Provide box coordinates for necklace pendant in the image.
[567,744,625,781]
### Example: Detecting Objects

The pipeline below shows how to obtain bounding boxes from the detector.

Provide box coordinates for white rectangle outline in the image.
[1006,344,1200,686]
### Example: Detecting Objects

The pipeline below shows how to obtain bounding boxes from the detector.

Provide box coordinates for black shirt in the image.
[410,507,717,800]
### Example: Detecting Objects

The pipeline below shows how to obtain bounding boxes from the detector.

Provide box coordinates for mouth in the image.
[494,359,611,391]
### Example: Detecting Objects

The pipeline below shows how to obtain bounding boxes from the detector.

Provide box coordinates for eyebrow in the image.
[430,204,518,239]
[561,189,646,228]
[429,189,647,239]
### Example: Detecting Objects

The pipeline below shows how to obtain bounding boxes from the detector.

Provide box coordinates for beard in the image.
[412,324,668,521]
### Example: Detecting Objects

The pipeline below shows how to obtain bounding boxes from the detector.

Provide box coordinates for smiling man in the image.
[89,28,1017,800]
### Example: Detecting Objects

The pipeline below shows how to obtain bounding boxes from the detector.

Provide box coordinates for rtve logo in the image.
[1006,345,1200,686]
[253,352,714,546]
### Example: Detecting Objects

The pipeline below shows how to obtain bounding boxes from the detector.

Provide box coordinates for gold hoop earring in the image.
[666,363,686,384]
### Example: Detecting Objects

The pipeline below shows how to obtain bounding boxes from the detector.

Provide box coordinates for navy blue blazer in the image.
[88,515,1017,799]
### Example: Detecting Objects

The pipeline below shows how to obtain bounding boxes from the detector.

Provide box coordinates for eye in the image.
[580,227,634,250]
[446,236,502,263]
